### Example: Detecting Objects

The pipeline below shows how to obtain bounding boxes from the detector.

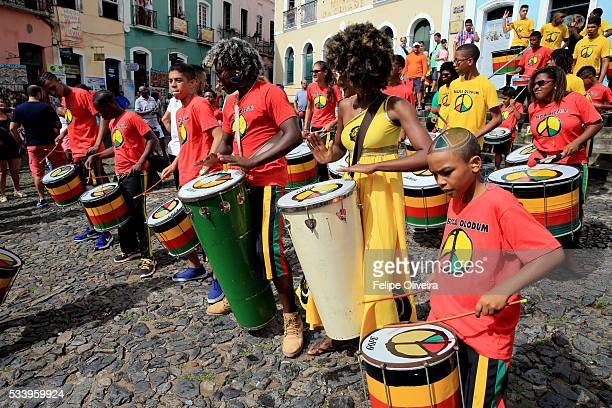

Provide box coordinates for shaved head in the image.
[429,128,481,161]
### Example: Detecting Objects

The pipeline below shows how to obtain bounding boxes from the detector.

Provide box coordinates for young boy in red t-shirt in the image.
[578,65,612,112]
[86,91,158,276]
[427,128,564,406]
[493,86,524,169]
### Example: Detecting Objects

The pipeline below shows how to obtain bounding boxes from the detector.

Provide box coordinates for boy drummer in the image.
[204,38,304,358]
[426,128,564,406]
[86,91,158,276]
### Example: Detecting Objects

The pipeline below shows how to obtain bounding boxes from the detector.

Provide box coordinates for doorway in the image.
[105,59,120,94]
[480,5,514,88]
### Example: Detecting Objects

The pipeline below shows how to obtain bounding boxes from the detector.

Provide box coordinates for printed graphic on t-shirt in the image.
[348,125,360,141]
[112,129,124,148]
[454,94,473,112]
[441,94,449,106]
[65,109,73,124]
[178,117,188,145]
[580,46,594,58]
[545,32,560,44]
[231,114,248,138]
[314,95,327,109]
[535,115,562,138]
[502,111,510,120]
[528,55,539,66]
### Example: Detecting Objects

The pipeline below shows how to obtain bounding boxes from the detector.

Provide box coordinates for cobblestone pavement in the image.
[0,168,610,408]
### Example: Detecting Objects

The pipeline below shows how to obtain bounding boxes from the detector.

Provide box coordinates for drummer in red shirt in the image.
[508,31,551,103]
[86,91,158,276]
[203,89,224,123]
[578,65,612,112]
[39,71,113,251]
[383,55,415,105]
[494,86,524,169]
[204,38,304,358]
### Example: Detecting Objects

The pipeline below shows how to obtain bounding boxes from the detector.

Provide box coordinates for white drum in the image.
[484,127,511,145]
[327,151,350,179]
[277,179,364,340]
[506,144,536,166]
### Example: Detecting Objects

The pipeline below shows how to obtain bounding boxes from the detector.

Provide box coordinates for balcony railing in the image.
[219,27,240,40]
[301,0,316,25]
[198,25,214,44]
[0,0,52,14]
[132,5,157,29]
[283,8,296,30]
[169,16,188,36]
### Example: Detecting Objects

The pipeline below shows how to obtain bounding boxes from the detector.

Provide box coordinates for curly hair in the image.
[325,23,392,97]
[204,38,263,83]
[529,66,567,105]
[550,48,573,74]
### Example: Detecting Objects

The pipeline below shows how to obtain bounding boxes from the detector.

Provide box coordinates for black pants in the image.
[117,172,152,257]
[168,154,180,190]
[309,126,332,182]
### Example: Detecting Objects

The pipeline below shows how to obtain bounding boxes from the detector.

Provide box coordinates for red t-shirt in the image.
[306,82,342,128]
[383,80,415,105]
[528,92,602,164]
[109,111,151,175]
[222,81,297,186]
[429,185,560,360]
[62,87,100,161]
[518,46,552,78]
[500,102,524,140]
[176,96,218,186]
[587,82,612,108]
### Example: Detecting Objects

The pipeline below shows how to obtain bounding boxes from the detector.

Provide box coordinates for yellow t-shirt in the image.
[540,23,569,49]
[573,35,611,76]
[511,18,534,47]
[566,73,586,95]
[447,75,500,146]
[579,19,611,37]
[437,85,451,130]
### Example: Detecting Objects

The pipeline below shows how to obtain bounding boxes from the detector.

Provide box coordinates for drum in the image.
[359,324,461,408]
[327,151,350,179]
[286,142,318,189]
[506,144,536,166]
[492,48,522,75]
[80,182,130,232]
[147,198,199,257]
[512,76,530,87]
[488,165,582,237]
[278,179,364,340]
[42,164,84,207]
[484,127,511,145]
[404,132,438,156]
[178,169,276,330]
[403,171,449,229]
[0,248,23,305]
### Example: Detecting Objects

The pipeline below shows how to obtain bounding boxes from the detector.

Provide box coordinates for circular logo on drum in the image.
[231,114,247,138]
[501,110,510,120]
[0,252,18,269]
[386,328,452,359]
[454,94,473,113]
[439,228,473,276]
[49,165,71,179]
[179,123,188,145]
[580,46,594,59]
[545,32,559,43]
[528,56,539,66]
[501,168,562,182]
[536,116,561,138]
[520,145,536,155]
[112,129,124,148]
[91,185,115,197]
[65,109,73,124]
[193,172,232,189]
[153,199,179,219]
[314,95,327,109]
[413,169,433,177]
[292,183,342,202]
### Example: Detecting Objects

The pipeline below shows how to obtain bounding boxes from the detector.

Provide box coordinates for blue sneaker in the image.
[74,226,98,242]
[172,267,207,282]
[94,232,113,250]
[207,278,225,304]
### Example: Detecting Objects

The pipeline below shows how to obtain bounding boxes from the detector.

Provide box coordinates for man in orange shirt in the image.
[404,42,428,111]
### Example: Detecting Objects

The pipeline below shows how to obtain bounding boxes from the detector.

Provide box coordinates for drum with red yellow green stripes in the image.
[0,248,23,305]
[286,143,318,189]
[491,48,522,74]
[80,182,130,232]
[147,198,199,257]
[42,164,84,207]
[403,171,449,229]
[360,324,461,408]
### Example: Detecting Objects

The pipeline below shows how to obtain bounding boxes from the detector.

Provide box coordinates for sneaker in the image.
[207,278,225,304]
[0,195,7,203]
[114,251,139,263]
[282,312,304,358]
[13,191,26,198]
[36,199,48,208]
[94,232,113,250]
[74,226,98,242]
[139,258,157,278]
[206,298,231,315]
[172,266,207,282]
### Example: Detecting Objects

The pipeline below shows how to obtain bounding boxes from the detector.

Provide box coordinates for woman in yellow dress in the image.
[305,22,433,355]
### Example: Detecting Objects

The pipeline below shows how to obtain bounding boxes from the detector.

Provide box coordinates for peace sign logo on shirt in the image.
[231,114,247,138]
[454,94,473,113]
[348,125,360,142]
[439,228,473,277]
[501,110,510,120]
[112,129,124,148]
[65,109,73,125]
[314,95,328,109]
[580,46,594,58]
[535,116,561,138]
[528,56,539,66]
[545,32,559,43]
[441,94,449,106]
[179,123,188,145]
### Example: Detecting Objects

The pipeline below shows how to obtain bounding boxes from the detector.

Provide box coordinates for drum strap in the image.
[350,93,386,179]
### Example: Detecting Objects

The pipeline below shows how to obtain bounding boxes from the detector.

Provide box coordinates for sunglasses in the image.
[311,69,325,74]
[453,57,470,64]
[533,79,554,87]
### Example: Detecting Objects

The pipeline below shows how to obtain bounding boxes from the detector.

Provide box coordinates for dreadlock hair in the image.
[38,71,57,86]
[438,61,458,89]
[428,128,481,161]
[204,37,263,83]
[549,48,573,74]
[325,22,392,99]
[93,90,117,107]
[313,60,336,103]
[529,66,567,105]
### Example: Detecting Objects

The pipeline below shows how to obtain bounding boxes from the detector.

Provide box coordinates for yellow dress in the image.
[303,96,416,339]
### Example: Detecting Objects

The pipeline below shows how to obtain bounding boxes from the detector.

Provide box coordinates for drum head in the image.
[42,164,76,184]
[488,165,579,185]
[0,248,22,271]
[327,152,350,176]
[80,182,119,202]
[486,127,510,138]
[277,179,356,210]
[286,142,312,160]
[147,198,184,227]
[360,324,457,370]
[406,132,437,147]
[506,144,536,163]
[178,169,245,202]
[403,170,438,189]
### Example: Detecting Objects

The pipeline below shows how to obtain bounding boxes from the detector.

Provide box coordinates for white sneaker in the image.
[0,195,7,203]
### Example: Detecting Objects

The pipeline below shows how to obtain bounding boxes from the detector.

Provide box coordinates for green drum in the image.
[178,169,276,329]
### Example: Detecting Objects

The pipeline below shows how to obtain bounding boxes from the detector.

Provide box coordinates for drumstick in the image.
[133,178,163,199]
[535,152,564,164]
[135,187,176,196]
[361,289,430,304]
[39,143,60,164]
[234,92,242,157]
[384,299,527,328]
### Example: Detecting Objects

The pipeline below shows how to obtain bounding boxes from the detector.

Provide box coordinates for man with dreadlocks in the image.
[203,38,304,358]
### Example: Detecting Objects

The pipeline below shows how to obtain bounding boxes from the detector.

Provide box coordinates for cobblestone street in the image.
[0,168,610,408]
